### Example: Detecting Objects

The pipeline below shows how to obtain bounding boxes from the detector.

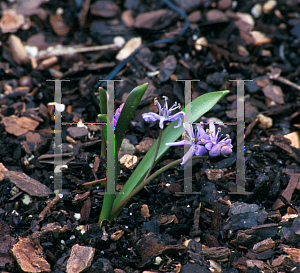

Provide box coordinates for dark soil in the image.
[1,0,300,272]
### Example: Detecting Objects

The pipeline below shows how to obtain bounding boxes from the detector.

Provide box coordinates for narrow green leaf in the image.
[99,87,107,114]
[111,90,229,217]
[115,83,148,153]
[99,87,108,157]
[97,114,107,140]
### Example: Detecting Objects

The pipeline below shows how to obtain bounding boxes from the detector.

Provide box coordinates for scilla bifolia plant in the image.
[97,83,231,225]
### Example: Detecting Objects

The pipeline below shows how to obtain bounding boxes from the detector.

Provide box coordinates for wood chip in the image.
[111,230,124,241]
[136,137,156,153]
[205,169,224,181]
[262,84,284,104]
[1,115,39,136]
[90,0,120,18]
[0,9,25,34]
[4,170,52,197]
[253,238,275,253]
[272,173,299,210]
[8,34,30,65]
[284,132,300,149]
[274,141,297,160]
[66,244,95,273]
[134,9,168,29]
[281,245,300,262]
[12,238,51,273]
[49,14,70,36]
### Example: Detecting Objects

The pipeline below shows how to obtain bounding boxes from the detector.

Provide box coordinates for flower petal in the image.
[180,145,195,165]
[183,122,194,139]
[159,117,166,129]
[165,140,189,146]
[209,144,221,157]
[209,122,216,136]
[142,112,160,122]
[221,145,232,155]
[195,145,207,156]
[205,142,213,150]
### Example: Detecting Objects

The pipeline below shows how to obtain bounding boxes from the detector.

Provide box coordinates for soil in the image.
[1,0,300,272]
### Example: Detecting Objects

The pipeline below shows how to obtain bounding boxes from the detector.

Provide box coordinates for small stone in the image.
[120,138,135,153]
[263,0,277,14]
[251,3,262,18]
[195,37,208,50]
[67,127,89,139]
[119,154,138,169]
[257,113,273,129]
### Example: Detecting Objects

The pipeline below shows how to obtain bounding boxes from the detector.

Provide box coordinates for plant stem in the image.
[98,142,119,225]
[110,155,205,219]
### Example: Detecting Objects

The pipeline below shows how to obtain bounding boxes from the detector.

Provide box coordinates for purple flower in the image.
[165,123,209,165]
[204,122,233,157]
[112,103,124,128]
[142,96,185,129]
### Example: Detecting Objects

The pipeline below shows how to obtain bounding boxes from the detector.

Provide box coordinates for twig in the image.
[20,195,61,236]
[37,43,121,60]
[267,67,300,91]
[39,195,60,219]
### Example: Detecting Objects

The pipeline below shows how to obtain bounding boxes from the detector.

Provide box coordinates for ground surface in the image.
[1,0,300,272]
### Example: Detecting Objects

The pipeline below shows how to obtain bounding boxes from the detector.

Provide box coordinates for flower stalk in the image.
[97,85,230,225]
[110,155,207,219]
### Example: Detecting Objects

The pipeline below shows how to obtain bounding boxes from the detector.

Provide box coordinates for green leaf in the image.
[99,87,107,114]
[97,114,107,139]
[111,90,229,219]
[115,83,148,153]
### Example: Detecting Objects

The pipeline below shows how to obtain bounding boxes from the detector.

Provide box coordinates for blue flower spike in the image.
[112,103,124,128]
[205,122,233,157]
[142,96,185,129]
[166,123,208,165]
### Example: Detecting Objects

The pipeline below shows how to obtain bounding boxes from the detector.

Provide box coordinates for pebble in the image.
[251,3,262,18]
[120,138,135,153]
[263,0,277,14]
[257,113,273,129]
[67,127,89,139]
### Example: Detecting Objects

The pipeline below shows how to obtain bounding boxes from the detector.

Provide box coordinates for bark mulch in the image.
[1,0,300,272]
